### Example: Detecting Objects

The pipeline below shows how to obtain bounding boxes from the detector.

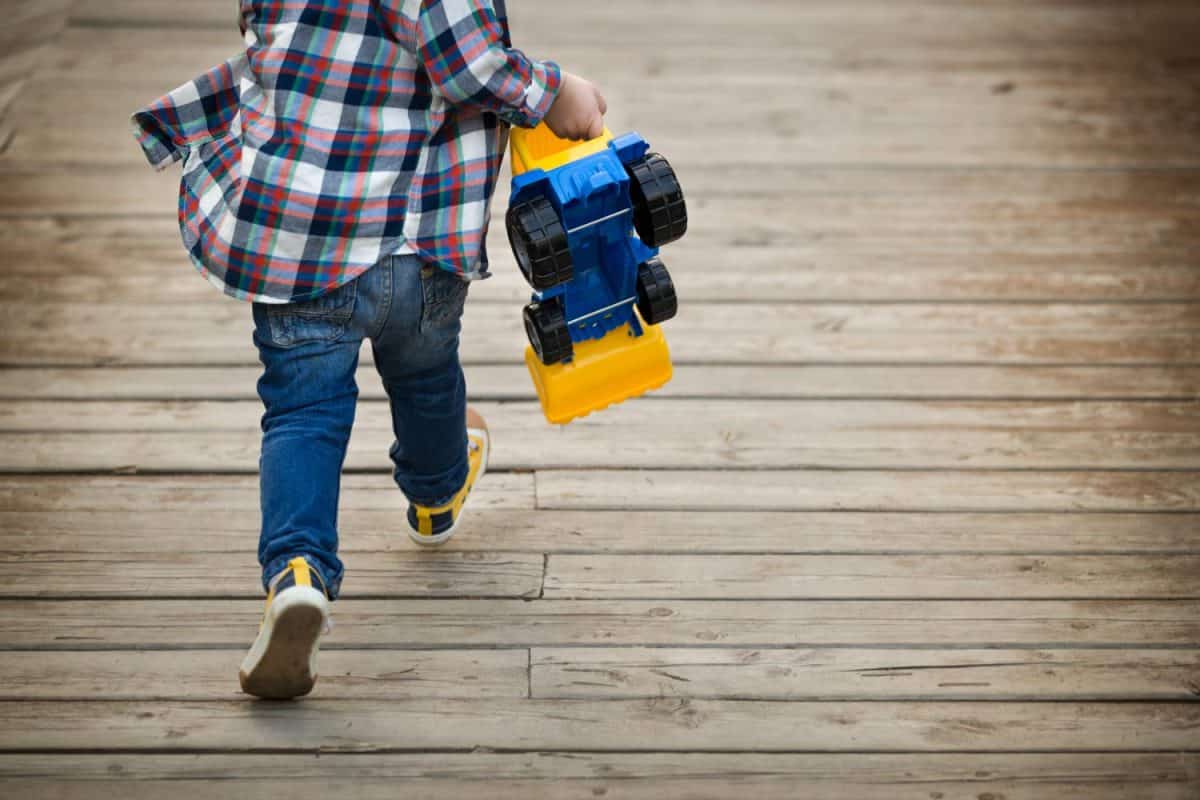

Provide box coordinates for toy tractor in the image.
[506,124,687,424]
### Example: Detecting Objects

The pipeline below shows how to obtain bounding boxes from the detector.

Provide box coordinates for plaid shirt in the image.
[131,0,561,303]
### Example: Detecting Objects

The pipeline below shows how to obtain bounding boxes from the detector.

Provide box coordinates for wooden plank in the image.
[0,0,70,132]
[16,12,1200,168]
[69,0,1200,47]
[11,249,1200,305]
[537,469,1200,512]
[530,647,1200,700]
[4,168,1197,252]
[0,473,533,511]
[4,193,1200,301]
[1,301,1195,366]
[3,599,1195,649]
[7,551,1193,601]
[12,70,1200,169]
[7,215,1199,305]
[0,77,27,124]
[37,21,1199,82]
[2,399,1197,471]
[22,397,1199,435]
[0,699,1195,751]
[9,645,1157,704]
[543,554,1200,600]
[0,551,544,599]
[4,752,1196,800]
[0,649,527,700]
[3,365,1199,401]
[0,118,13,157]
[2,471,1195,520]
[5,508,1198,555]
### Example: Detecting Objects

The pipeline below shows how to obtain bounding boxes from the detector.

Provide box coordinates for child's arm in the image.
[392,0,605,140]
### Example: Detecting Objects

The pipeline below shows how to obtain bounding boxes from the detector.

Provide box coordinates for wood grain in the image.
[4,508,1197,554]
[5,167,1199,246]
[529,647,1200,700]
[0,699,1195,751]
[7,216,1199,305]
[536,469,1200,512]
[2,398,1197,471]
[6,551,1194,601]
[3,752,1196,800]
[14,13,1200,168]
[0,0,70,134]
[0,473,533,511]
[0,649,528,700]
[3,599,1195,649]
[5,646,1196,702]
[69,0,1200,49]
[3,364,1199,401]
[542,554,1200,600]
[14,74,1200,169]
[1,301,1195,366]
[0,551,545,599]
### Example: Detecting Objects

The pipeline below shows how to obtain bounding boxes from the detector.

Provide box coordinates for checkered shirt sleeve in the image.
[386,0,561,128]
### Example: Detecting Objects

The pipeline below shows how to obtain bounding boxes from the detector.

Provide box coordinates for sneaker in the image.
[239,556,331,700]
[406,407,490,547]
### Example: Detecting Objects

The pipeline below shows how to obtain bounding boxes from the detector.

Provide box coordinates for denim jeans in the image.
[250,254,470,599]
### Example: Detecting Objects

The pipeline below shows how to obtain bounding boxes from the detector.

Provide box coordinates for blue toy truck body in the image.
[509,132,657,345]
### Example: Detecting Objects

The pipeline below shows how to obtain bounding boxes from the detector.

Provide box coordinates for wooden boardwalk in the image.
[1,0,1198,796]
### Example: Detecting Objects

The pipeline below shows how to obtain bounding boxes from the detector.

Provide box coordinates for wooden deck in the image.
[1,0,1198,796]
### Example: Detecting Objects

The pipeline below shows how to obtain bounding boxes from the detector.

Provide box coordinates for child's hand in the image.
[544,72,607,141]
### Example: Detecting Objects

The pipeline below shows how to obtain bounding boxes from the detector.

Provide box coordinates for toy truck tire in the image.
[506,196,574,291]
[635,257,678,325]
[625,153,687,248]
[524,297,574,365]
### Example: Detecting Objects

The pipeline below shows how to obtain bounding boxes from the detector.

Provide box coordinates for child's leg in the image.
[250,276,368,599]
[370,257,471,507]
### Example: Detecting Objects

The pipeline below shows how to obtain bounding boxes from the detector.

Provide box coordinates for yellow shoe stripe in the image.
[289,556,312,588]
[259,558,318,630]
[410,432,486,535]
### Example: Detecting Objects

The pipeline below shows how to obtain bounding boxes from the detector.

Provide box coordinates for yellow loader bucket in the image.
[510,123,613,177]
[525,317,673,425]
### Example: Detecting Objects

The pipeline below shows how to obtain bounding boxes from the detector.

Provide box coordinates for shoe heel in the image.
[239,587,328,699]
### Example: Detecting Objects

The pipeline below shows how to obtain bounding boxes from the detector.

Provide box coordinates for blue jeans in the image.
[250,254,471,599]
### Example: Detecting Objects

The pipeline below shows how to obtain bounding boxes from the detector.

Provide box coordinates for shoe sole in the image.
[238,586,329,700]
[408,429,490,548]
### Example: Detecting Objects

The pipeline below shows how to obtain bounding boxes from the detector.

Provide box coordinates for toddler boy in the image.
[132,0,605,698]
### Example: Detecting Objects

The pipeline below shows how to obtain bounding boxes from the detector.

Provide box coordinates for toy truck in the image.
[506,124,687,424]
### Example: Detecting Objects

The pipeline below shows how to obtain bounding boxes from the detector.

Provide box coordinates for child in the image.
[131,0,605,699]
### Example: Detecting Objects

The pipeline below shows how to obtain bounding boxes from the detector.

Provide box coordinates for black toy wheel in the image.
[625,153,687,247]
[524,297,573,365]
[635,257,677,325]
[507,196,573,290]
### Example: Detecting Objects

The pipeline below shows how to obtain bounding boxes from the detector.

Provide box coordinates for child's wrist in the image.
[526,60,564,126]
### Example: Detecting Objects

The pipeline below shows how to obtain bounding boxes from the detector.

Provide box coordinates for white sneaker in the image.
[239,557,330,699]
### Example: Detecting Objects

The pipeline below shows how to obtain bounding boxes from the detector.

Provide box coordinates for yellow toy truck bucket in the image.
[525,313,673,425]
[510,124,614,177]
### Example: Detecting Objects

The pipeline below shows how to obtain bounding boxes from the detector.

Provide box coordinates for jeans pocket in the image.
[262,279,358,348]
[418,264,469,333]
